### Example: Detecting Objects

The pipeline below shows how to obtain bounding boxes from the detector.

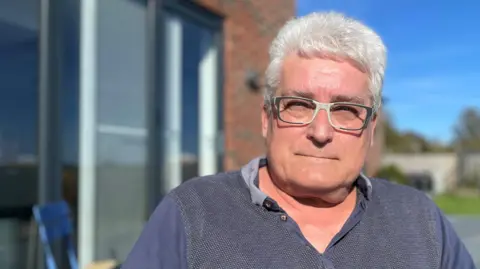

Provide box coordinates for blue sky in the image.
[297,0,480,143]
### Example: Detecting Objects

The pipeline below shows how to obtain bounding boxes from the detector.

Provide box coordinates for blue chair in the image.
[32,200,78,269]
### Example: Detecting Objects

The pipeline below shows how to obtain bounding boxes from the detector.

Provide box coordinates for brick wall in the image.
[195,0,296,170]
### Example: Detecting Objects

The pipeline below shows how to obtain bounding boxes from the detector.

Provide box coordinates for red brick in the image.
[194,0,296,170]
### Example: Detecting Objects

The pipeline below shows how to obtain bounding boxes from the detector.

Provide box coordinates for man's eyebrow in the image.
[281,90,314,99]
[281,90,369,105]
[331,95,367,104]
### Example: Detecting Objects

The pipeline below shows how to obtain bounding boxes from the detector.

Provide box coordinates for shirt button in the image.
[280,214,287,221]
[264,200,272,208]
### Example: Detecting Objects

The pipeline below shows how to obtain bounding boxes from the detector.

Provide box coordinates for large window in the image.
[162,11,222,192]
[77,0,150,265]
[0,1,39,268]
[94,0,149,262]
[77,1,223,266]
[0,0,223,268]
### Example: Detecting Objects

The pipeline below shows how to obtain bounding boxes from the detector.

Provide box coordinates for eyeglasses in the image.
[271,96,374,131]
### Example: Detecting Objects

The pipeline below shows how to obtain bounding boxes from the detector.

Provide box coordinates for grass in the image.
[433,193,480,215]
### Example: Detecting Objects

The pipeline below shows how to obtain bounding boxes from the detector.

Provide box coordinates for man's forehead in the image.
[282,55,368,89]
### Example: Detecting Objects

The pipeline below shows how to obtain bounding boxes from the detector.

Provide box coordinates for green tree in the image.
[453,107,480,151]
[383,112,453,153]
[375,164,408,185]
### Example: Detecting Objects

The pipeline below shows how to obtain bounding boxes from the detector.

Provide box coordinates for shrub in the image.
[375,164,408,185]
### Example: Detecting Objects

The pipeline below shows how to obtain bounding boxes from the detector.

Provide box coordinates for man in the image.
[122,12,476,269]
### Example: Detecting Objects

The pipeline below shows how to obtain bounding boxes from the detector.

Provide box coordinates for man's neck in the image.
[258,166,358,225]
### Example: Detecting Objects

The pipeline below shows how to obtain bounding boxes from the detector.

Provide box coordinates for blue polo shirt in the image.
[121,157,476,268]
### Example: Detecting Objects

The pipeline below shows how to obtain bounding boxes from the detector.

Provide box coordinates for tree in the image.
[383,110,453,153]
[453,107,480,188]
[453,107,480,151]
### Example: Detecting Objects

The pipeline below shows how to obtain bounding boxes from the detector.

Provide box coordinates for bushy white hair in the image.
[265,11,387,110]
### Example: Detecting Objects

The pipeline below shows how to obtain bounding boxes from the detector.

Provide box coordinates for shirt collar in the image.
[240,156,268,206]
[240,156,373,205]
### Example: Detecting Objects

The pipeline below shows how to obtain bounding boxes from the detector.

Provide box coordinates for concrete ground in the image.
[449,216,480,267]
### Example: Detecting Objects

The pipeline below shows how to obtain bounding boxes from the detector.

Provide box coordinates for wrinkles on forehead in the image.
[307,66,343,91]
[279,54,372,106]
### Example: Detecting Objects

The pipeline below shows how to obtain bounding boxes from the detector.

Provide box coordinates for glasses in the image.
[271,96,374,131]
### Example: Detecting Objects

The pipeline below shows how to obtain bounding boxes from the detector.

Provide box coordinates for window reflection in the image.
[181,19,203,182]
[94,0,149,261]
[0,1,39,268]
[60,0,80,240]
[163,13,221,186]
[0,20,38,166]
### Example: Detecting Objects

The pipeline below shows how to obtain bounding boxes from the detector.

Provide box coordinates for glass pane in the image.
[95,0,148,261]
[163,14,220,187]
[0,1,39,268]
[60,0,80,224]
[162,13,183,192]
[181,20,202,182]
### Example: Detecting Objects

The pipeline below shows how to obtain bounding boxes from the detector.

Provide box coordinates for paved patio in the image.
[449,216,480,267]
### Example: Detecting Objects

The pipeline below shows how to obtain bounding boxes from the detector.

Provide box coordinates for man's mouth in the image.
[295,153,339,160]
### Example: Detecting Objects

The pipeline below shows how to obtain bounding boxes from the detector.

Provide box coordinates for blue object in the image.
[32,201,78,269]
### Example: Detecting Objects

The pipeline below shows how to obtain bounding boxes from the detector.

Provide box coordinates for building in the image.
[382,153,458,194]
[458,150,480,186]
[0,0,295,268]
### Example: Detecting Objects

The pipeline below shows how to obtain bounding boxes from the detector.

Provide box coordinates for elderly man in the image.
[122,12,475,269]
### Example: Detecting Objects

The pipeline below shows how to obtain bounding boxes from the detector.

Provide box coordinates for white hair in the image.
[265,11,387,110]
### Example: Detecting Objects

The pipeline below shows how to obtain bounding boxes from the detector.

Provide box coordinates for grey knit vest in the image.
[169,170,441,269]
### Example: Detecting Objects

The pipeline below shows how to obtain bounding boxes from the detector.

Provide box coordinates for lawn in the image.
[433,194,480,215]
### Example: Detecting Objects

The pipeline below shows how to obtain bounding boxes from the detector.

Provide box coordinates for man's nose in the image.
[306,109,334,144]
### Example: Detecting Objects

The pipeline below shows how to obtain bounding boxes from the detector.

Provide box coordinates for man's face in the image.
[262,53,377,199]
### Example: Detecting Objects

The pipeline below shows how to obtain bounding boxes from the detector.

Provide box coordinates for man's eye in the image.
[284,101,312,109]
[332,105,359,114]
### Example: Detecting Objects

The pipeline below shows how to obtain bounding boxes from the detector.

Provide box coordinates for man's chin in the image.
[288,178,343,195]
[287,183,351,206]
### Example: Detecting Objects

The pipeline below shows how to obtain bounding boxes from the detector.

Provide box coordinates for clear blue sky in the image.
[297,0,480,143]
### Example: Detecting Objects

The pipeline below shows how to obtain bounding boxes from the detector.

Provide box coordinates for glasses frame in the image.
[271,96,375,131]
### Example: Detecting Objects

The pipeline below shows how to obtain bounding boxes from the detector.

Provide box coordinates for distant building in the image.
[382,153,458,194]
[458,150,480,186]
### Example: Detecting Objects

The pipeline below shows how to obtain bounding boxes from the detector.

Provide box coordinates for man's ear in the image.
[369,113,378,146]
[261,102,270,139]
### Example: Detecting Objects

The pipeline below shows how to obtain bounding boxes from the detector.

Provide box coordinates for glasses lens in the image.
[330,103,368,129]
[277,97,315,124]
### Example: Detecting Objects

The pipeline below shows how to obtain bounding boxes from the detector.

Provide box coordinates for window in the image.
[0,1,39,268]
[76,1,223,266]
[162,12,222,192]
[94,0,149,261]
[77,0,150,263]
